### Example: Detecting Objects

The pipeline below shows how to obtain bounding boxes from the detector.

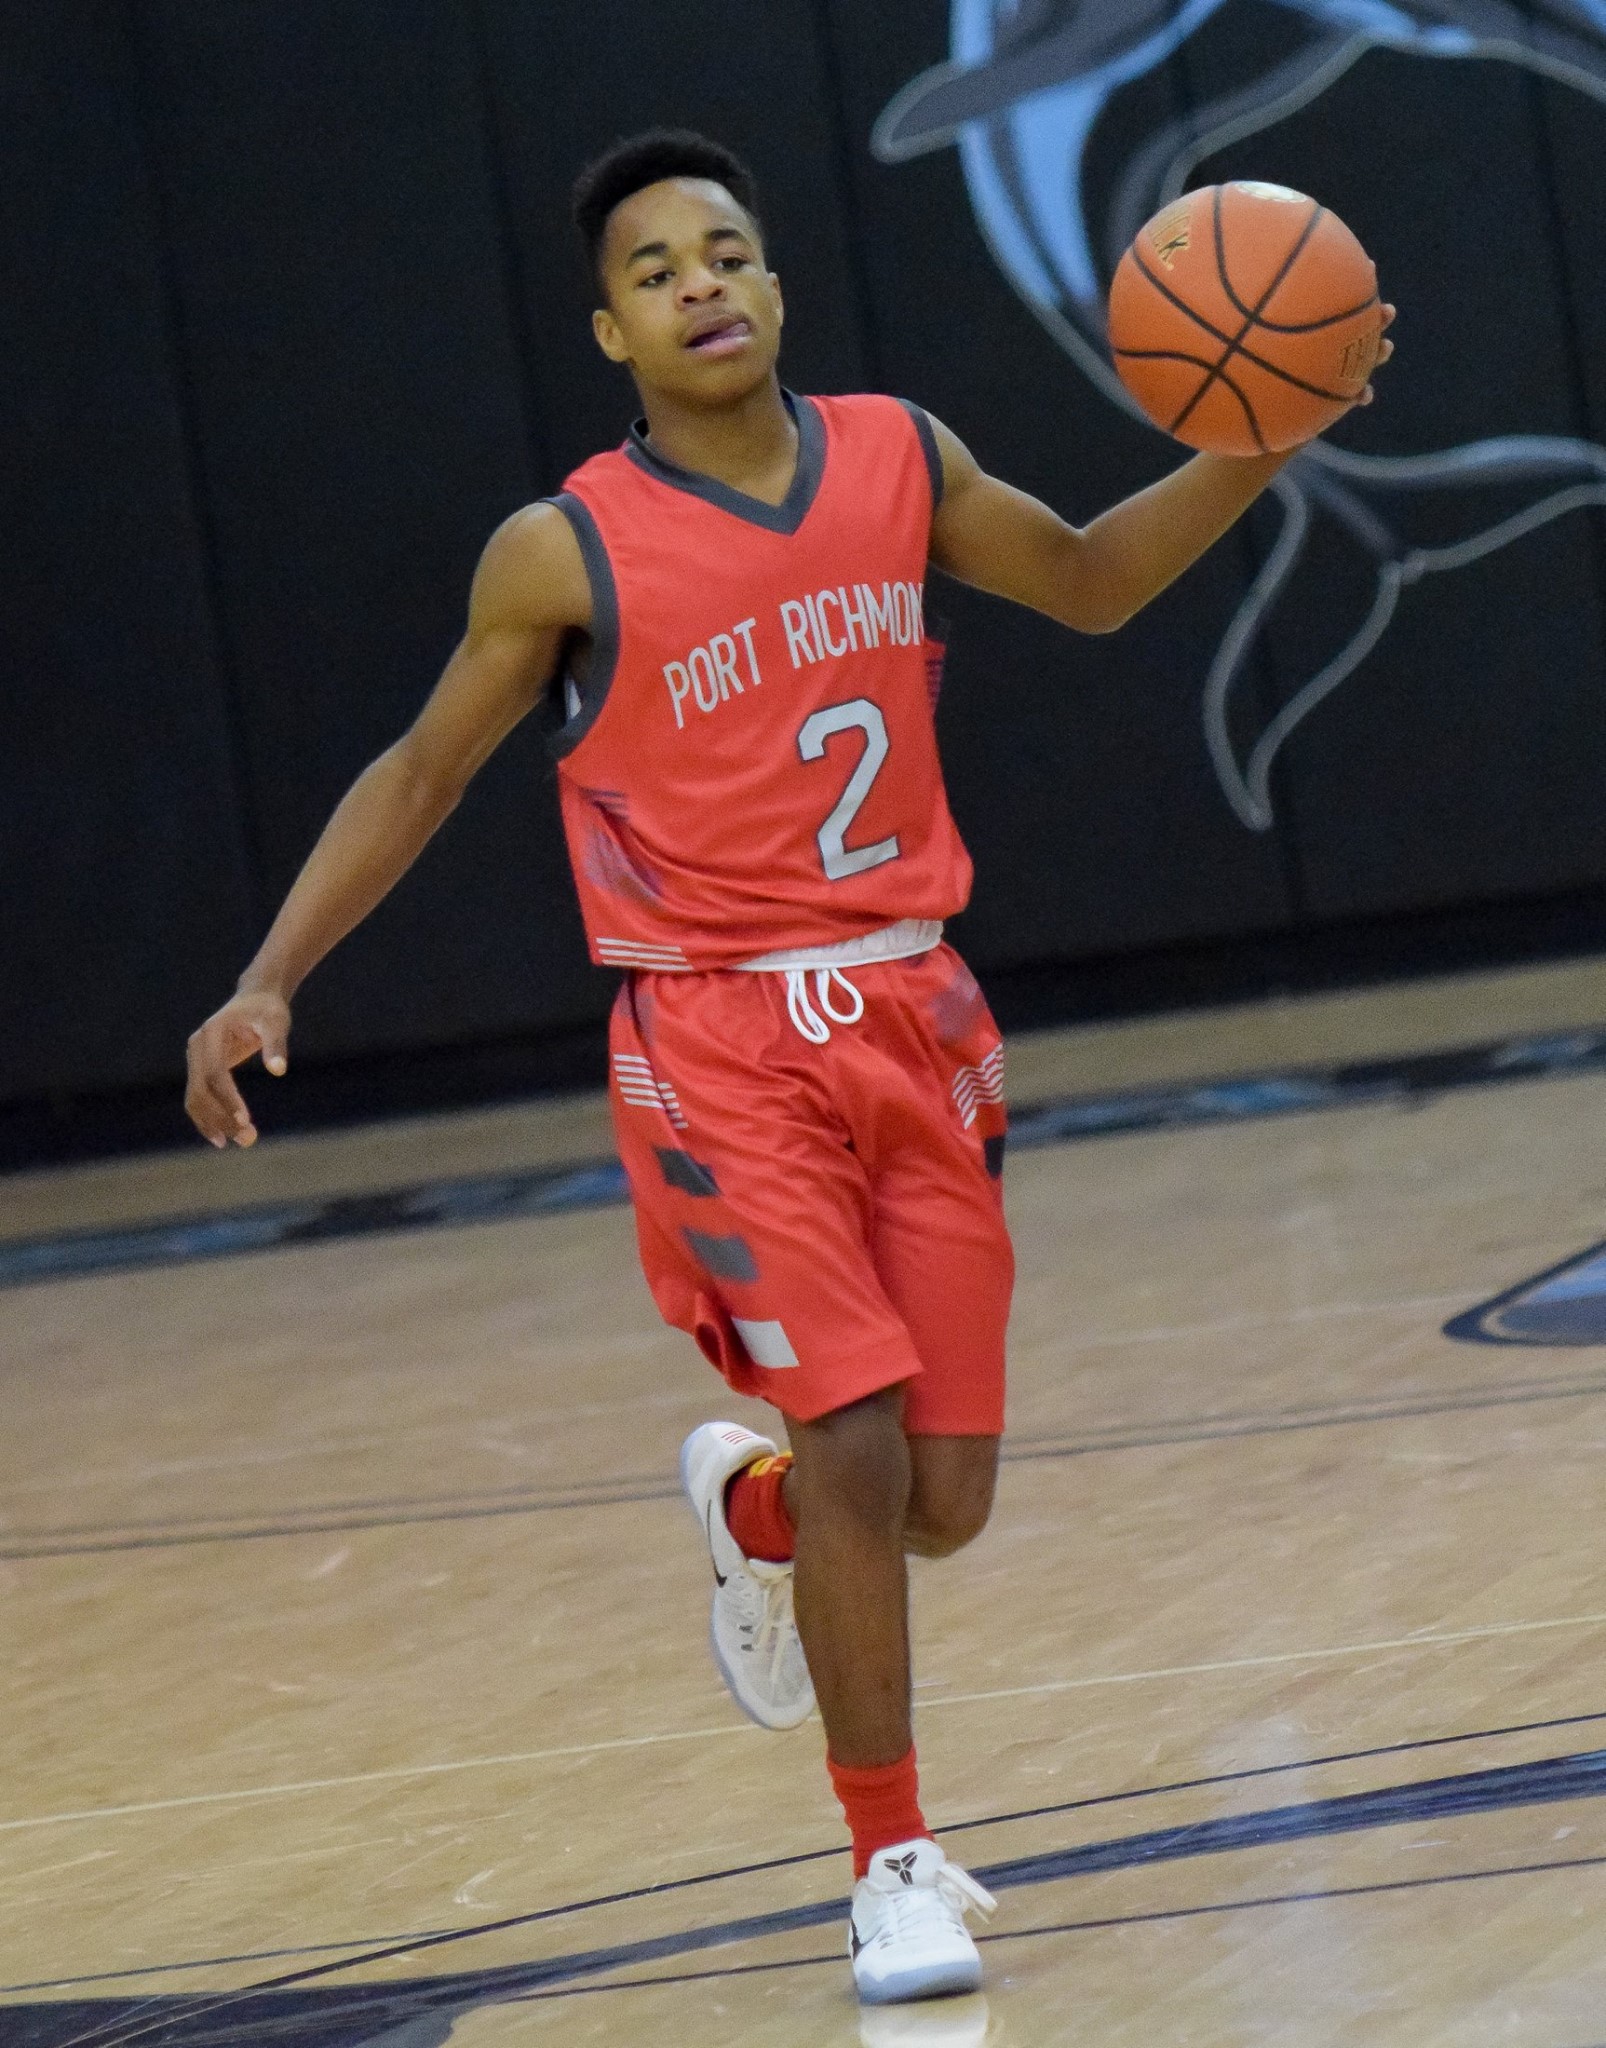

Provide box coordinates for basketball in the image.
[1108,182,1385,456]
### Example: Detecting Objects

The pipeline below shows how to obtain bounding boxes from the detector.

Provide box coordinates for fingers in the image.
[185,1052,254,1149]
[185,1076,249,1147]
[1356,314,1396,408]
[184,997,290,1148]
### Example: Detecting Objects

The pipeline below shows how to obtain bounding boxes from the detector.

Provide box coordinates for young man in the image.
[185,131,1390,2005]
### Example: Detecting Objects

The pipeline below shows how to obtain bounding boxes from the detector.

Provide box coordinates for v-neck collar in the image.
[624,391,824,536]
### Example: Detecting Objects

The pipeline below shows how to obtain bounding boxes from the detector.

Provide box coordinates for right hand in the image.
[185,990,291,1148]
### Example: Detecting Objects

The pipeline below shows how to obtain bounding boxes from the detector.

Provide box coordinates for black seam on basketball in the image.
[1121,255,1257,441]
[1129,238,1352,393]
[1169,359,1265,454]
[1175,190,1326,438]
[1229,345,1359,402]
[1110,347,1221,367]
[1213,189,1325,329]
[1242,292,1380,335]
[1128,240,1359,409]
[1129,244,1236,350]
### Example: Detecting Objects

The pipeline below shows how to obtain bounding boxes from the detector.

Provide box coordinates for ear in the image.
[592,305,630,364]
[768,271,784,329]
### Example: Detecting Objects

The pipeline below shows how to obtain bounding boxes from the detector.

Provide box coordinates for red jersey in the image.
[548,392,972,972]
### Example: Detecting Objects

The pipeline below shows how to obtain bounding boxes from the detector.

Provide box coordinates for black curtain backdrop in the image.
[5,0,1606,1127]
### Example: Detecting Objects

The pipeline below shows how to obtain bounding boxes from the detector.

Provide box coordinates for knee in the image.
[905,1477,995,1559]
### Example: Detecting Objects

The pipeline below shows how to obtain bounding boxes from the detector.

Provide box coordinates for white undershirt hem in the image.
[733,918,943,974]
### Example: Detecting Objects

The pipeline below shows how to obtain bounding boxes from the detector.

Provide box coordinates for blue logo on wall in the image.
[875,1,1606,829]
[1446,1239,1606,1346]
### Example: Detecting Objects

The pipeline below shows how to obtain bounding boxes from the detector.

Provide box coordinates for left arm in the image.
[926,310,1390,635]
[927,419,1288,636]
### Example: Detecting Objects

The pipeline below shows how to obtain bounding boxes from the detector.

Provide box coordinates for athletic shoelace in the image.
[784,966,866,1044]
[863,1860,998,1950]
[748,1564,801,1692]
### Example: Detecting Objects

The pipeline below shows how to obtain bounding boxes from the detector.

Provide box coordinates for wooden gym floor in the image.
[5,955,1606,2045]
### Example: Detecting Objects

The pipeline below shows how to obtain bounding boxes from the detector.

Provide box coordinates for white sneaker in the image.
[679,1421,813,1731]
[850,1838,997,2005]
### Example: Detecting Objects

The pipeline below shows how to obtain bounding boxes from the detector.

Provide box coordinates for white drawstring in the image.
[784,966,865,1044]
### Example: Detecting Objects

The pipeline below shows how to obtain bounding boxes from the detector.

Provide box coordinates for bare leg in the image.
[778,1402,1001,1766]
[777,1430,999,1556]
[785,1388,914,1768]
[904,1434,1000,1558]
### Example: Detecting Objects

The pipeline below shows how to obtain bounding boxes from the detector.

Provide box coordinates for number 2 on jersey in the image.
[796,700,901,881]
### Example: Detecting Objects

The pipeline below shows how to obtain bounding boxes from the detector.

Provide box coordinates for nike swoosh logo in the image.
[706,1501,727,1587]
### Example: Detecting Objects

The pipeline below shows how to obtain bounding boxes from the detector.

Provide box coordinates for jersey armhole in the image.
[896,399,945,512]
[544,491,620,761]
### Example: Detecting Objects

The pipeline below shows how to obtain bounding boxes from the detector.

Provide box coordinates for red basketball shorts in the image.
[607,943,1012,1434]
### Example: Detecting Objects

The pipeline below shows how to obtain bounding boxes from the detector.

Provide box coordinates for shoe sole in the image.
[856,1957,985,2005]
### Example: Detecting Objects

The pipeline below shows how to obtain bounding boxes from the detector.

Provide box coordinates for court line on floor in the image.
[504,1848,1606,2005]
[9,1613,1606,1838]
[32,1758,1606,2046]
[12,1365,1606,1561]
[11,1705,1603,1995]
[0,1931,459,1998]
[920,1610,1606,1715]
[1006,1368,1606,1461]
[0,1721,767,1834]
[977,1847,1606,1950]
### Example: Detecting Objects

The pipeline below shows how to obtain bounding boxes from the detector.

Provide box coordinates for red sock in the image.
[724,1452,795,1563]
[828,1746,930,1878]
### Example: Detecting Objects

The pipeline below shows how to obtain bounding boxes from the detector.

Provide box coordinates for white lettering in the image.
[688,644,720,713]
[805,592,827,661]
[838,584,868,652]
[710,633,743,701]
[779,600,814,669]
[864,582,897,646]
[892,583,913,646]
[912,580,926,641]
[663,660,691,729]
[816,588,847,658]
[732,616,763,688]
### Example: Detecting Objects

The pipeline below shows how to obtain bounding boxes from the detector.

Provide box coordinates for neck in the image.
[636,374,796,494]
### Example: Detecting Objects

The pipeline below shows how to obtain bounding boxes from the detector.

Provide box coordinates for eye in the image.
[637,268,672,289]
[715,255,750,272]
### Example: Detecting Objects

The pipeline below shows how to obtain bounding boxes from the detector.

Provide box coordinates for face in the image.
[592,177,783,405]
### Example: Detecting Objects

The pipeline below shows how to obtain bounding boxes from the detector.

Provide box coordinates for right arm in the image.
[185,501,591,1148]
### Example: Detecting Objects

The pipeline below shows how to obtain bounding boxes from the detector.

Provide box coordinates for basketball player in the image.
[184,131,1391,2004]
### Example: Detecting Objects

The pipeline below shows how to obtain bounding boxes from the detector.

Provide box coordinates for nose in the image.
[677,264,725,306]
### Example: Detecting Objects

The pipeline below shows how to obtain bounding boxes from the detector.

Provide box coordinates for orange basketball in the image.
[1108,182,1384,456]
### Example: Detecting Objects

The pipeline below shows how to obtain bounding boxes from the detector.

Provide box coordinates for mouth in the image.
[684,315,753,357]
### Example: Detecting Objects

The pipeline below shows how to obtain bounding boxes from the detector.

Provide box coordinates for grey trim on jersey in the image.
[624,390,825,535]
[545,492,620,761]
[898,399,945,508]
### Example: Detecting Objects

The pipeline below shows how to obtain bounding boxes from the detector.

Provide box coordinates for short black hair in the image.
[571,129,762,295]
